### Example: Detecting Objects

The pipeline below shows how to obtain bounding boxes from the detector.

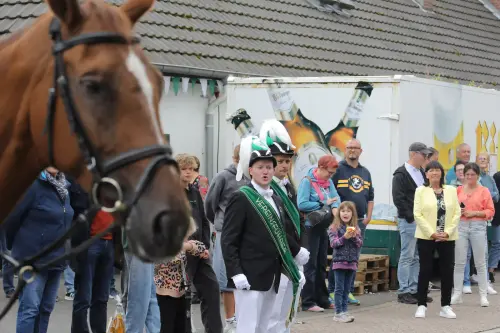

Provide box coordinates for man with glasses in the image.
[392,142,434,305]
[329,139,374,305]
[446,143,471,184]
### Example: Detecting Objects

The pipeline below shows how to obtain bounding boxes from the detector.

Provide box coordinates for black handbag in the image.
[307,205,333,228]
[302,176,334,229]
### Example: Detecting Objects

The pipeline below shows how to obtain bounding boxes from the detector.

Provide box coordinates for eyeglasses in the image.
[346,147,361,150]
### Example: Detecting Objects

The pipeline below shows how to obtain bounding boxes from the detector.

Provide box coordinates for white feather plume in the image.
[259,119,296,149]
[236,136,254,181]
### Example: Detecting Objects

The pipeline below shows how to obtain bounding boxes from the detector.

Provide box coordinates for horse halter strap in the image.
[0,18,176,320]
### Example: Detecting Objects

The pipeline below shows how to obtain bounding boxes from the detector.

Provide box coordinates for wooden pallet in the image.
[326,254,389,271]
[355,268,389,283]
[358,254,389,271]
[353,279,390,296]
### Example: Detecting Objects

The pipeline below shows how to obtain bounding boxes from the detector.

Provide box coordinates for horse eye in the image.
[80,77,103,96]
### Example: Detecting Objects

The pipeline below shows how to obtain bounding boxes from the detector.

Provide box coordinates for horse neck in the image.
[0,15,53,219]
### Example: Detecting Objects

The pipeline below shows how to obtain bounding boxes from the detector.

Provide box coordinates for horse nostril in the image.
[152,210,185,251]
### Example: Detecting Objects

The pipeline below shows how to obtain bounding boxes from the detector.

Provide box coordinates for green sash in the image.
[239,186,300,326]
[270,180,301,237]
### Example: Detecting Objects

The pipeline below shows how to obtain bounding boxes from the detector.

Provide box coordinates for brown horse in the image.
[0,0,191,261]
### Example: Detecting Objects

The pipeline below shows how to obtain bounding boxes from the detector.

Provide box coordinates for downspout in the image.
[205,107,215,180]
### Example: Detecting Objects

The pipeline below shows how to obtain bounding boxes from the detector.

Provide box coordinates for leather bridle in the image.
[0,18,177,320]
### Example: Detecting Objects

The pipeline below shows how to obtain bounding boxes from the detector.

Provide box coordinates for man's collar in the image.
[405,161,421,171]
[251,180,270,191]
[342,159,360,168]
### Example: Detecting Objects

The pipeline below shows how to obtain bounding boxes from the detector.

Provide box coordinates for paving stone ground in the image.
[0,275,499,332]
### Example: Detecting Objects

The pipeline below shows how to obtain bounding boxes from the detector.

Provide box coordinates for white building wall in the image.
[158,82,209,175]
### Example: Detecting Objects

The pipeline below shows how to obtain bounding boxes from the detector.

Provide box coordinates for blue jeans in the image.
[397,218,419,294]
[464,244,472,286]
[464,236,490,285]
[125,252,160,333]
[64,266,75,294]
[0,230,15,295]
[333,269,355,314]
[71,239,114,333]
[489,225,500,269]
[16,269,62,333]
[213,231,232,292]
[328,219,366,294]
[110,275,116,292]
[454,221,488,296]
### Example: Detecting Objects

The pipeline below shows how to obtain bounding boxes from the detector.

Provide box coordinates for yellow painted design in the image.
[475,121,499,173]
[482,121,489,152]
[434,123,464,173]
[490,122,496,155]
[370,219,397,226]
[476,122,483,155]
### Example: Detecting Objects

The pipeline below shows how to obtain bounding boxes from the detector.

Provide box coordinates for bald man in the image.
[330,139,374,305]
[445,143,471,184]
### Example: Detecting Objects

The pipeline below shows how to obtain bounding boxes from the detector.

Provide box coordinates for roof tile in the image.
[1,0,500,86]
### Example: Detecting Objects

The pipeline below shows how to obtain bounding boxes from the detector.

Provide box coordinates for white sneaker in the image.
[415,305,426,318]
[487,284,497,295]
[224,317,237,333]
[471,274,479,283]
[439,306,456,319]
[333,313,354,323]
[450,293,463,305]
[343,312,355,321]
[480,296,489,307]
[463,286,472,294]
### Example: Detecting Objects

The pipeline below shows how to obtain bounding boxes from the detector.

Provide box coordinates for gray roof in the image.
[2,0,500,86]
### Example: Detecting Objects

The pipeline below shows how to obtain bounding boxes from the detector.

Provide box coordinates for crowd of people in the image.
[0,129,499,332]
[394,142,500,319]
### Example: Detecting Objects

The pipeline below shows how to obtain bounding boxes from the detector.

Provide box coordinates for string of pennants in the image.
[163,76,224,97]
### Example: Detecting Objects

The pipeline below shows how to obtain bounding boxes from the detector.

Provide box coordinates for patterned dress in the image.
[154,240,206,297]
[436,191,446,233]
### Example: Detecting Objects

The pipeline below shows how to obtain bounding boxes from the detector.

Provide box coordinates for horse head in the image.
[26,0,192,261]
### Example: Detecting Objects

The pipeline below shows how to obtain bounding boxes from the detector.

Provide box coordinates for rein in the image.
[0,17,176,320]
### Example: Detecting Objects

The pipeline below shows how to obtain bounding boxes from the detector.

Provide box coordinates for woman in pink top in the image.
[451,163,495,307]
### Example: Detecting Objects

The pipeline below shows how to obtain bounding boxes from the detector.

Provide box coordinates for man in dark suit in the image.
[222,138,305,333]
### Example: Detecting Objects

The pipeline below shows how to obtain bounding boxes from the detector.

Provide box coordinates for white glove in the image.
[294,247,310,266]
[299,271,306,289]
[232,274,251,290]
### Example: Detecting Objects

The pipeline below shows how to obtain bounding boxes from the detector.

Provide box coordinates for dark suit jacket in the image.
[221,184,286,292]
[283,183,305,256]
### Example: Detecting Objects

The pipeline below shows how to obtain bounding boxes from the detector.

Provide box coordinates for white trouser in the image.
[235,286,277,333]
[268,266,304,333]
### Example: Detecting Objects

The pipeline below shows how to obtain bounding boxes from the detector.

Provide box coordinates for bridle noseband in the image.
[0,18,177,320]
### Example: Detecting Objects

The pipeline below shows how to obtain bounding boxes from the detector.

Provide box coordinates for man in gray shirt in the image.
[205,145,248,331]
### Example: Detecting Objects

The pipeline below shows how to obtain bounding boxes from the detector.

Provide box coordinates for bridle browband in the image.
[0,17,177,320]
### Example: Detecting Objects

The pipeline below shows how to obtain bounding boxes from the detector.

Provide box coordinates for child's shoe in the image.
[333,313,354,323]
[348,293,360,305]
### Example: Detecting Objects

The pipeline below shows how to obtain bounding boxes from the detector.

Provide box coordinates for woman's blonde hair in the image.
[331,201,358,231]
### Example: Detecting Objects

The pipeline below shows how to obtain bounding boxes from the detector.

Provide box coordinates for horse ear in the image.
[121,0,155,25]
[45,0,83,31]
